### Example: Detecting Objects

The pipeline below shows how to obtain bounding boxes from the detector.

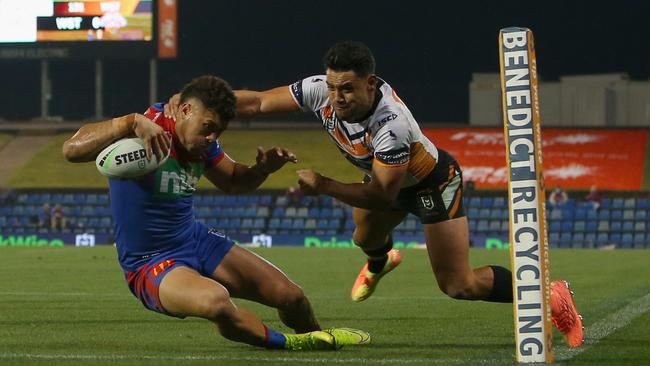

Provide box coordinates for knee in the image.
[276,284,308,309]
[198,290,234,321]
[437,277,475,300]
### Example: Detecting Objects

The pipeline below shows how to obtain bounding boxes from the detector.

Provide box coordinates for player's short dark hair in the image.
[323,41,376,77]
[180,75,236,122]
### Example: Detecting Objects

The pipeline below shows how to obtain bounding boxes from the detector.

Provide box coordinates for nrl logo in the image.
[420,195,435,210]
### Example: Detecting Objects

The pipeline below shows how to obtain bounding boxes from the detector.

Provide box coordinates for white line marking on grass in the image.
[0,292,450,301]
[554,292,650,361]
[0,352,505,364]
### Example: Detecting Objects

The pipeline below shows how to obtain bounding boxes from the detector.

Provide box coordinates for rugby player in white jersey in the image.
[165,42,583,347]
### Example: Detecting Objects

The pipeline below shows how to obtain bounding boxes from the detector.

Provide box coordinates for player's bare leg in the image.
[350,207,407,301]
[159,266,268,345]
[211,245,320,333]
[423,216,511,302]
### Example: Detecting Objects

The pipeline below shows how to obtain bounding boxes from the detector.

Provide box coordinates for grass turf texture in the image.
[1,247,649,365]
[4,130,361,189]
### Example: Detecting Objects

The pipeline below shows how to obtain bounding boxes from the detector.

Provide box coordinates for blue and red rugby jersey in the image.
[110,103,225,272]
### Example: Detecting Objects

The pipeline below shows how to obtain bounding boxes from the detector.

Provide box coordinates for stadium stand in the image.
[0,190,649,248]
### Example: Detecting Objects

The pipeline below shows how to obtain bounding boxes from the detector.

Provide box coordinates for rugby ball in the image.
[95,137,169,178]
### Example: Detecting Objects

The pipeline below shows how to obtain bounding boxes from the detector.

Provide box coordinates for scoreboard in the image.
[0,0,175,59]
[1,0,152,43]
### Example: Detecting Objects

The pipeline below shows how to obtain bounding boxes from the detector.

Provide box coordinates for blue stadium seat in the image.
[572,232,585,247]
[610,210,622,220]
[610,233,621,245]
[636,199,649,210]
[489,221,501,232]
[561,221,573,232]
[597,209,610,220]
[624,198,636,209]
[468,219,477,232]
[280,218,293,229]
[600,198,612,209]
[285,207,297,217]
[549,232,560,246]
[481,197,494,207]
[597,220,609,232]
[305,219,317,230]
[550,209,562,220]
[320,208,332,218]
[623,210,635,221]
[574,209,586,220]
[586,209,598,220]
[328,219,341,229]
[228,218,241,229]
[549,221,561,232]
[622,221,634,233]
[272,207,285,217]
[585,221,598,232]
[610,221,622,232]
[467,208,479,219]
[253,218,265,230]
[620,233,633,248]
[634,210,646,221]
[206,218,218,227]
[332,208,344,218]
[493,196,506,208]
[344,219,355,230]
[559,232,572,248]
[634,222,646,232]
[292,218,305,229]
[256,207,270,217]
[478,209,490,219]
[612,198,624,209]
[268,218,281,229]
[596,232,609,246]
[477,220,489,232]
[241,218,254,229]
[573,221,585,232]
[468,197,481,208]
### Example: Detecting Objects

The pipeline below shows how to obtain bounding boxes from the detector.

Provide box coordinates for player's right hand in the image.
[133,113,172,161]
[163,93,182,120]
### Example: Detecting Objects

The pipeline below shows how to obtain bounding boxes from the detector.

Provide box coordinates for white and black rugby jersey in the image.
[290,75,439,188]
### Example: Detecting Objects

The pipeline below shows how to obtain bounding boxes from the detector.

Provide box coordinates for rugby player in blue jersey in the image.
[63,75,369,350]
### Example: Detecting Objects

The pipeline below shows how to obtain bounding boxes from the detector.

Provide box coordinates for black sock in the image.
[363,236,393,274]
[486,265,513,303]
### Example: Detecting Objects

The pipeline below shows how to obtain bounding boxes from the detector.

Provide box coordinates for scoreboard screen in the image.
[0,0,153,43]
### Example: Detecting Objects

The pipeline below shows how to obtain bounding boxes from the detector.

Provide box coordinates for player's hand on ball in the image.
[132,114,171,161]
[254,146,298,174]
[163,93,182,120]
[297,169,322,195]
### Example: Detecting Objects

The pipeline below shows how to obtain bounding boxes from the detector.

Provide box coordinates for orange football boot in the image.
[351,249,402,302]
[550,280,584,348]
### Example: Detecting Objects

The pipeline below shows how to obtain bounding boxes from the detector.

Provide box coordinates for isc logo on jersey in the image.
[95,138,169,179]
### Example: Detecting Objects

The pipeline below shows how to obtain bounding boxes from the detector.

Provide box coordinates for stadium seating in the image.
[0,190,649,248]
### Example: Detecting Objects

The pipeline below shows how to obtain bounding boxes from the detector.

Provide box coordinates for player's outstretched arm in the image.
[164,86,300,120]
[204,146,298,194]
[297,163,407,210]
[62,113,170,163]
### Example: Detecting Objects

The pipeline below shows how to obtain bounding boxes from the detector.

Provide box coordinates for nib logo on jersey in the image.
[155,159,202,197]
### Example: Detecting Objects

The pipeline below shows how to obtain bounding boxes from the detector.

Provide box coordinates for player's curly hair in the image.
[180,75,237,122]
[323,41,376,77]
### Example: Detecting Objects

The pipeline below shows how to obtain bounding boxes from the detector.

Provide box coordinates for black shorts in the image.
[392,149,465,224]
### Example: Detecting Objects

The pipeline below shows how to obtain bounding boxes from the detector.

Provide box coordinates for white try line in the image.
[553,291,650,361]
[0,352,510,365]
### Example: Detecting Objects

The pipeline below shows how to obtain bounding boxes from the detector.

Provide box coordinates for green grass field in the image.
[4,130,361,189]
[1,247,649,365]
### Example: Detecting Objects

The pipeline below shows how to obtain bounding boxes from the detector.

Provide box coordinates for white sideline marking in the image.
[0,353,504,365]
[0,292,450,301]
[553,291,650,361]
